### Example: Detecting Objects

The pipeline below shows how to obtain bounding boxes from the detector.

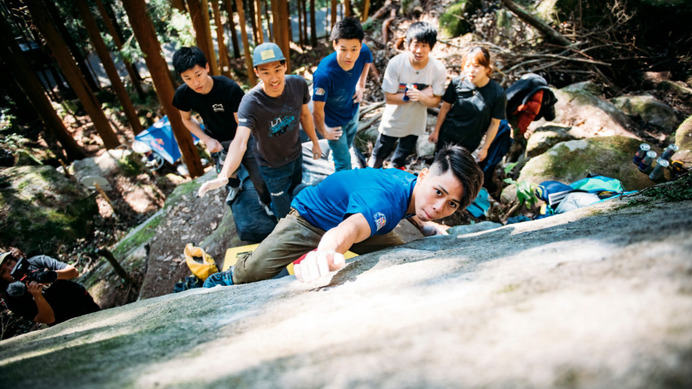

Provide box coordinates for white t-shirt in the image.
[378,53,447,137]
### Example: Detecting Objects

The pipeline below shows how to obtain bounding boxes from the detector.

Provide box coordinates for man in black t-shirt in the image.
[0,248,100,326]
[172,47,271,212]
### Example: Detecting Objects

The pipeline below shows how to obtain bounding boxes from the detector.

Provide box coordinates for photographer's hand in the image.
[28,282,56,324]
[26,281,42,297]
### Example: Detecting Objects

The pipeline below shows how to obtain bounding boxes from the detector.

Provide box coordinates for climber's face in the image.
[411,167,464,222]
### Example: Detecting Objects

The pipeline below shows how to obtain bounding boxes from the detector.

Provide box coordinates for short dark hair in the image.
[173,47,207,74]
[330,17,365,42]
[430,145,483,210]
[406,21,437,49]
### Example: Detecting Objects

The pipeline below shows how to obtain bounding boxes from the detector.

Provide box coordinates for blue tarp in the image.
[135,116,199,164]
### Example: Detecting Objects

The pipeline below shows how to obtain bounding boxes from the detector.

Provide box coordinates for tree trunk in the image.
[225,0,241,58]
[345,0,351,17]
[361,0,371,22]
[310,0,317,46]
[0,22,85,161]
[270,0,281,45]
[254,0,264,43]
[187,0,218,75]
[25,0,120,149]
[500,0,572,47]
[297,0,303,46]
[77,0,143,135]
[43,0,100,93]
[121,0,203,178]
[278,0,291,71]
[202,0,219,75]
[331,0,337,31]
[300,0,307,45]
[264,0,273,41]
[94,0,145,100]
[235,0,256,85]
[212,0,231,76]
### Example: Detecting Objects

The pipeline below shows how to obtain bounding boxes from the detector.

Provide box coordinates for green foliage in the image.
[0,108,16,131]
[504,178,539,207]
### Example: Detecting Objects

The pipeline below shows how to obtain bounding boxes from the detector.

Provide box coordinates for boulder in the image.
[1,192,690,388]
[531,82,638,139]
[516,136,659,191]
[439,0,481,37]
[673,115,692,164]
[525,124,579,158]
[611,94,679,133]
[0,166,97,254]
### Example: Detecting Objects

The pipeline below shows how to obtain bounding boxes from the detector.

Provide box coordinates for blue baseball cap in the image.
[252,43,286,67]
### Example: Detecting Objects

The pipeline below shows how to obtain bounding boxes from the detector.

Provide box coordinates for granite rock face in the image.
[1,189,691,389]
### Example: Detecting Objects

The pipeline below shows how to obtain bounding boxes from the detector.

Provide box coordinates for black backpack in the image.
[505,73,557,122]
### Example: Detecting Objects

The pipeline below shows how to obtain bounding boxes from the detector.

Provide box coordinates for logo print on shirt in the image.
[212,104,225,112]
[315,88,326,96]
[373,212,386,231]
[269,105,299,137]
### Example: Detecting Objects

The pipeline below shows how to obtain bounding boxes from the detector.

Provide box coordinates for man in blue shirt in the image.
[312,17,372,171]
[204,145,483,286]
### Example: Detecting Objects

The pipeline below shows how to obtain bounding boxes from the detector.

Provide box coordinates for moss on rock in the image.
[440,0,480,38]
[0,166,97,254]
[518,136,659,191]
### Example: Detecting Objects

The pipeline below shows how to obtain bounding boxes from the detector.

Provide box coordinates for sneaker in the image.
[225,184,241,205]
[203,268,234,288]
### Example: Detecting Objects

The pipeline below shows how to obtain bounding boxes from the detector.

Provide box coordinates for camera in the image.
[6,257,57,298]
[10,257,36,283]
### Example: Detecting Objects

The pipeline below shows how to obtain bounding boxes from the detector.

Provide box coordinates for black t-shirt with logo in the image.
[172,76,245,143]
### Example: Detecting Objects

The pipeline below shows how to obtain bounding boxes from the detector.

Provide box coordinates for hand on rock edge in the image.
[294,250,346,283]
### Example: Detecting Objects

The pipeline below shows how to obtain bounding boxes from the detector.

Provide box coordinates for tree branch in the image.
[500,0,572,47]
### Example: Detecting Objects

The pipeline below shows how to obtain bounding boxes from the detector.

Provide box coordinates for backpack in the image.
[505,74,558,134]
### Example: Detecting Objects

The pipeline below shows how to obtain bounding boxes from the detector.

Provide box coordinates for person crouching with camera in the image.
[0,247,100,326]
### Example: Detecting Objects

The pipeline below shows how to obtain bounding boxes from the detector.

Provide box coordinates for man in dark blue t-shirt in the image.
[312,17,372,171]
[172,47,271,212]
[203,145,483,286]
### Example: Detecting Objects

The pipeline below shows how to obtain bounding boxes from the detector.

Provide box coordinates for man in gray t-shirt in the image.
[369,22,446,169]
[198,43,322,219]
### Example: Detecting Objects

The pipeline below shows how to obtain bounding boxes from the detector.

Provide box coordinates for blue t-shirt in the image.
[292,168,416,236]
[312,44,373,127]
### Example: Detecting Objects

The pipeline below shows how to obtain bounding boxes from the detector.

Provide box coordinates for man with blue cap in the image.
[198,43,322,219]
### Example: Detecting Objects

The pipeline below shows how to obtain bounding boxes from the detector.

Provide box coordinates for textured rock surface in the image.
[1,190,690,389]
